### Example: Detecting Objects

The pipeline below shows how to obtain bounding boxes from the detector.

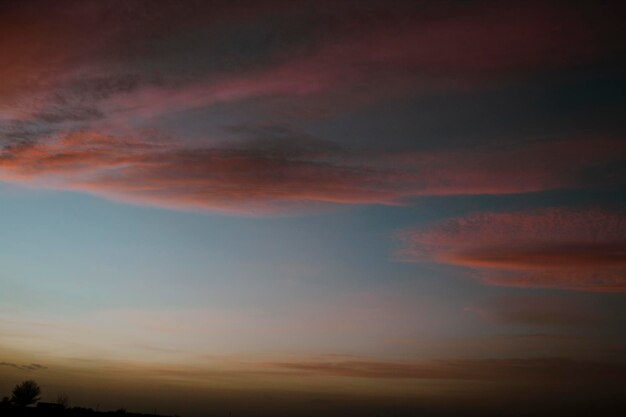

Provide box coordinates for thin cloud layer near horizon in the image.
[1,1,625,416]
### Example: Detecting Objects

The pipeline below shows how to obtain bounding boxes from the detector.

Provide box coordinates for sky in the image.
[0,0,625,416]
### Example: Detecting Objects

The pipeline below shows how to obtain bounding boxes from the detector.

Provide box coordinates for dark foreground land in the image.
[0,405,175,417]
[3,399,626,417]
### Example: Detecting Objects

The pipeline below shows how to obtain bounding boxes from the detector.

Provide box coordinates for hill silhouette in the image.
[3,379,626,417]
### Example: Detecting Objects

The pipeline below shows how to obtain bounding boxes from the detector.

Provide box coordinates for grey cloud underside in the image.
[272,357,626,382]
[0,362,47,371]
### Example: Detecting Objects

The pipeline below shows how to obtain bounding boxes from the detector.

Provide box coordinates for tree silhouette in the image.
[11,380,41,407]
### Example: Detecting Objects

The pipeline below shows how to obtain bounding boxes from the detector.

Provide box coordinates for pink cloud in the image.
[2,2,622,212]
[91,1,623,123]
[1,0,623,213]
[3,1,621,125]
[397,208,626,292]
[1,134,624,214]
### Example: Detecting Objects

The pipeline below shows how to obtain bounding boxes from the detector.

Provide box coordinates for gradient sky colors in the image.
[1,1,625,416]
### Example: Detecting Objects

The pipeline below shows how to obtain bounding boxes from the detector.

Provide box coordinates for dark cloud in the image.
[224,124,344,158]
[272,357,626,382]
[466,296,603,327]
[0,362,47,371]
[3,1,624,115]
[453,243,626,269]
[0,131,624,214]
[34,106,103,125]
[0,0,624,215]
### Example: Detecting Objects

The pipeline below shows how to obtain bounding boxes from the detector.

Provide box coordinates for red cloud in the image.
[1,133,624,214]
[2,1,622,123]
[397,208,626,292]
[0,132,404,214]
[91,1,624,122]
[2,3,622,217]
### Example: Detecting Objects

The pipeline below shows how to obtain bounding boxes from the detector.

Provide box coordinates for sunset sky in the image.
[1,1,625,416]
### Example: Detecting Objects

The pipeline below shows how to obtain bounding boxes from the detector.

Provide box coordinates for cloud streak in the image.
[0,362,47,371]
[271,357,626,382]
[2,1,623,125]
[84,1,623,121]
[465,296,602,327]
[1,133,623,214]
[397,208,626,292]
[1,1,624,213]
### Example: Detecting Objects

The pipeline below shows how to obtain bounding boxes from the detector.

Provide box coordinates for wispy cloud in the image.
[96,356,626,383]
[2,0,622,124]
[269,357,626,382]
[1,1,623,213]
[0,361,47,371]
[3,1,617,110]
[397,208,626,292]
[1,128,623,214]
[465,296,603,327]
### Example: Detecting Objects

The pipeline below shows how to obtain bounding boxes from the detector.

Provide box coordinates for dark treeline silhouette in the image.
[1,380,176,417]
